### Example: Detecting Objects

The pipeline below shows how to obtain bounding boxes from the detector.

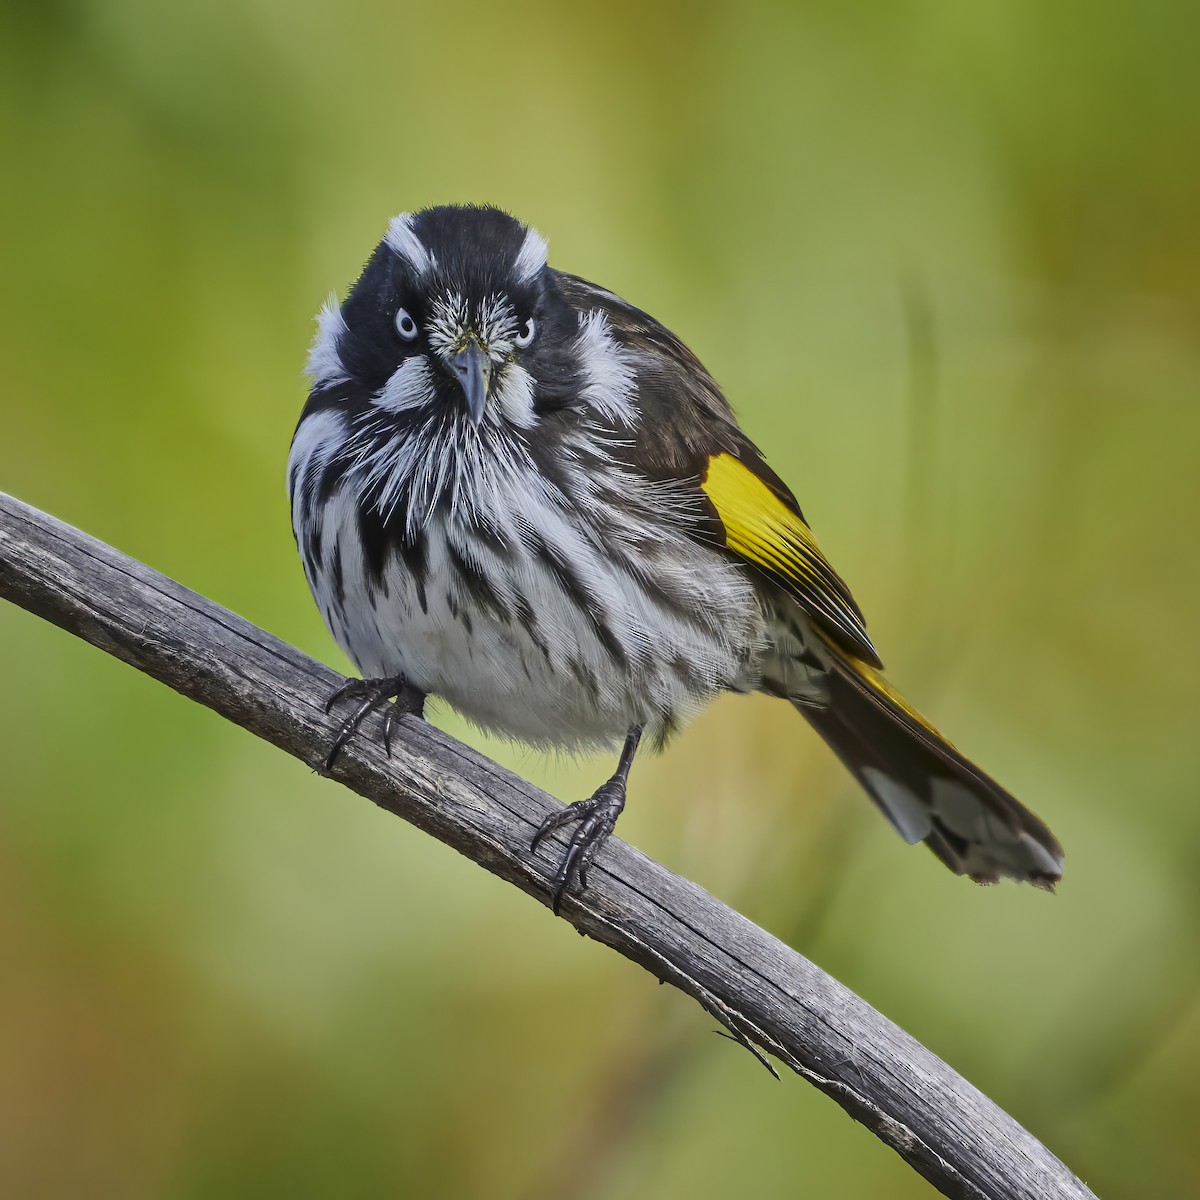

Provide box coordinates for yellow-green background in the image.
[1,3,1196,1197]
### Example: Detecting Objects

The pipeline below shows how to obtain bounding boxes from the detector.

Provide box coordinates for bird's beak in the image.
[450,338,491,426]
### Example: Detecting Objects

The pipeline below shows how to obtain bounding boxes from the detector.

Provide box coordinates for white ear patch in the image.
[306,295,350,387]
[513,225,549,282]
[574,310,638,427]
[385,213,434,276]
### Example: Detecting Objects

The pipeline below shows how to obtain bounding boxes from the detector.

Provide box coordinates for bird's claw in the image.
[531,780,627,914]
[320,675,424,773]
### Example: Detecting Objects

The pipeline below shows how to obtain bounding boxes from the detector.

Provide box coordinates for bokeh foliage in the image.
[1,2,1198,1196]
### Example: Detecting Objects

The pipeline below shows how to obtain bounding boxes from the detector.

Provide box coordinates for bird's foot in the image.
[320,675,425,773]
[531,778,628,914]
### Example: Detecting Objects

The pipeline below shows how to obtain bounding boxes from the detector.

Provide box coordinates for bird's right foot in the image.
[320,675,425,773]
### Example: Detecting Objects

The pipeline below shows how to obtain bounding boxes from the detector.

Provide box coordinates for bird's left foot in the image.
[320,674,425,774]
[530,778,628,914]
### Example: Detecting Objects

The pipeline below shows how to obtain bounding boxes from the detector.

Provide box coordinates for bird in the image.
[287,204,1063,912]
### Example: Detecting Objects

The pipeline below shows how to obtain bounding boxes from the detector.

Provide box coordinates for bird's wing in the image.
[552,271,881,667]
[699,450,880,666]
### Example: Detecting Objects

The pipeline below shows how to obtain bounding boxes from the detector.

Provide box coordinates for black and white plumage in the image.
[288,204,1063,908]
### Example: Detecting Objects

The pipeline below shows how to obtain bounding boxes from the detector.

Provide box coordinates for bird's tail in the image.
[796,646,1063,888]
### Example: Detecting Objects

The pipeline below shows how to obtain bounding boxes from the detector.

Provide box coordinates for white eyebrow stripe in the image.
[385,213,434,276]
[513,225,548,282]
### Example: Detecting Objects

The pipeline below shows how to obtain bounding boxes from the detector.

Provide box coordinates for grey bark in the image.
[0,491,1096,1200]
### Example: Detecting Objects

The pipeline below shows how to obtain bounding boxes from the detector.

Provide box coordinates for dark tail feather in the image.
[797,653,1063,888]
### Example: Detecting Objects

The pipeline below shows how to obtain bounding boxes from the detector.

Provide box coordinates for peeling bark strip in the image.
[0,492,1095,1200]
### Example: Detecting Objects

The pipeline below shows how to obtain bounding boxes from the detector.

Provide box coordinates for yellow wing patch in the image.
[701,452,881,666]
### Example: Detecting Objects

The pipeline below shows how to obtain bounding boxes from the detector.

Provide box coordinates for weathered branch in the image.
[0,492,1093,1200]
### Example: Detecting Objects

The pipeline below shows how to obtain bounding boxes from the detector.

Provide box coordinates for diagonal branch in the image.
[0,492,1094,1200]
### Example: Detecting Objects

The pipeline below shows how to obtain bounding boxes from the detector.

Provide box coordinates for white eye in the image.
[395,308,419,341]
[515,317,536,348]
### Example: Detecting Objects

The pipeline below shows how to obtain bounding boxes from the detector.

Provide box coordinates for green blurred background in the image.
[1,2,1197,1196]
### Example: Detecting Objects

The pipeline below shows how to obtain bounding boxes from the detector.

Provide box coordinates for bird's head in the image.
[307,205,587,430]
